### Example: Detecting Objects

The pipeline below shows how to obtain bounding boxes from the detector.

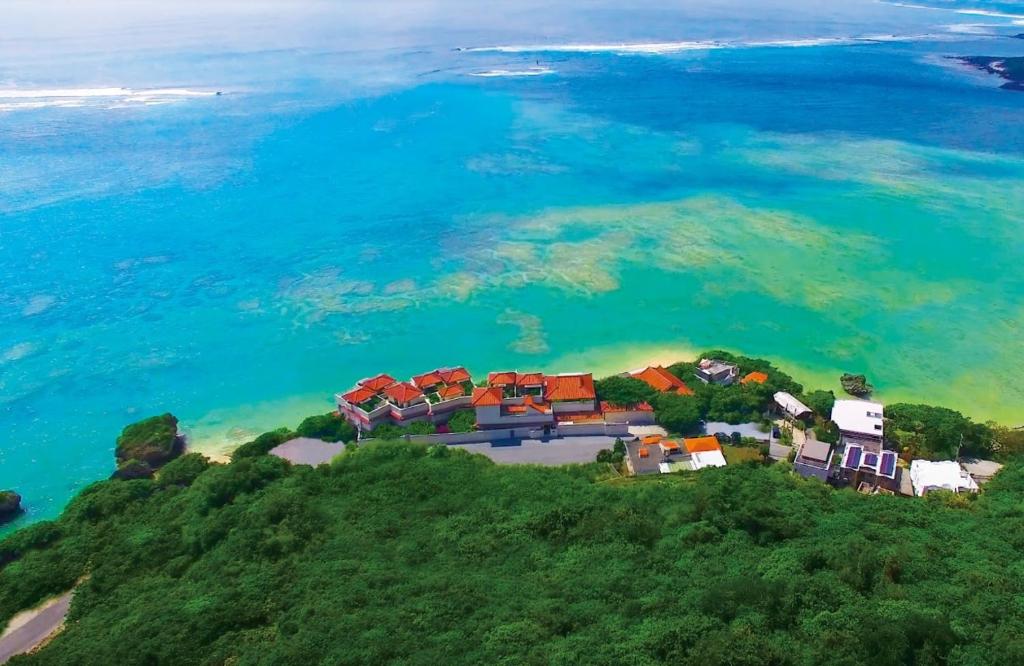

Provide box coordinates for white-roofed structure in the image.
[831,399,885,440]
[774,391,812,419]
[690,449,727,470]
[909,460,979,497]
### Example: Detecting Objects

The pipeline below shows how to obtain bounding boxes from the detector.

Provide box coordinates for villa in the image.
[336,366,474,431]
[694,358,740,386]
[629,365,694,396]
[684,436,728,470]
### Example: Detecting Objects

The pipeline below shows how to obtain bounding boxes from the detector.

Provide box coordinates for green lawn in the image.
[721,444,763,465]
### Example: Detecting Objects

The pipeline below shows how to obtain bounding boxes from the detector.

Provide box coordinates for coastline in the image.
[182,341,1021,462]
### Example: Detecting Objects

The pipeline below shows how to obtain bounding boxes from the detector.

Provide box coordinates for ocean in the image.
[2,0,1023,531]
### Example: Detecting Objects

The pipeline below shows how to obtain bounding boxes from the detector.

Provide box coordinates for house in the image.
[629,365,694,396]
[831,399,884,442]
[659,440,682,456]
[694,358,739,386]
[774,391,812,420]
[794,438,833,481]
[840,442,898,489]
[543,373,596,413]
[740,371,768,385]
[909,460,979,496]
[472,386,554,431]
[487,371,545,397]
[684,436,727,470]
[337,367,474,432]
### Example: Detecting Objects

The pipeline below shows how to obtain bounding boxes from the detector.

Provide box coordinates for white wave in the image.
[459,32,975,56]
[461,41,724,55]
[469,67,556,77]
[0,86,221,112]
[882,1,1024,21]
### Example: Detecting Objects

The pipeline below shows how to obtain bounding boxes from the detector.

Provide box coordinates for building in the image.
[694,358,739,386]
[831,399,885,441]
[794,438,833,481]
[629,365,694,396]
[487,371,545,398]
[909,460,979,496]
[336,367,474,432]
[774,391,812,420]
[684,436,728,470]
[472,387,554,431]
[840,443,898,489]
[543,373,597,413]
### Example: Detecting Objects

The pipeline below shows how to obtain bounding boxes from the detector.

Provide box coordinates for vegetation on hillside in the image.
[112,413,184,479]
[3,443,1024,664]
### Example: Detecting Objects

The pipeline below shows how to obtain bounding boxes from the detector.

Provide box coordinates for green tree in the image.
[594,376,657,406]
[115,413,183,468]
[295,413,357,443]
[653,393,702,435]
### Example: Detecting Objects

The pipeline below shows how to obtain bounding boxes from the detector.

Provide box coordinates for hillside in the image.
[3,443,1024,664]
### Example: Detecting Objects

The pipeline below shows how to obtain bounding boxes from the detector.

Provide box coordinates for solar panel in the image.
[880,452,897,478]
[864,452,879,469]
[843,446,862,469]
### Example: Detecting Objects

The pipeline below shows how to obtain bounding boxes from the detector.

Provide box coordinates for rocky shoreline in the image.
[953,55,1024,91]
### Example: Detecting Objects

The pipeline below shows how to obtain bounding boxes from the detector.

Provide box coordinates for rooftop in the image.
[383,381,423,405]
[411,371,443,389]
[544,373,596,402]
[774,391,812,418]
[471,386,504,407]
[438,384,465,400]
[600,401,654,413]
[831,399,884,437]
[684,436,722,454]
[488,371,518,386]
[740,371,768,385]
[630,365,694,395]
[359,373,396,392]
[436,367,471,384]
[341,386,378,405]
[516,372,545,386]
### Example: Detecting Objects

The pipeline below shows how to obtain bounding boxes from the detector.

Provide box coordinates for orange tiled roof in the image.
[544,373,596,402]
[631,366,693,396]
[740,371,769,385]
[660,440,682,453]
[438,384,464,400]
[412,371,443,389]
[600,401,654,413]
[506,396,550,414]
[384,381,423,405]
[471,386,504,407]
[359,373,396,392]
[684,436,721,453]
[341,386,377,404]
[556,411,604,423]
[488,371,518,386]
[437,367,471,384]
[642,434,663,445]
[516,372,545,386]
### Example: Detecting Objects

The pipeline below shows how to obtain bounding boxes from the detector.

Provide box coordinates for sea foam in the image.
[0,87,220,112]
[469,67,556,77]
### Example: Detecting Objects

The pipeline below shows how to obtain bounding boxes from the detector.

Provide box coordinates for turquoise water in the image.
[2,0,1024,530]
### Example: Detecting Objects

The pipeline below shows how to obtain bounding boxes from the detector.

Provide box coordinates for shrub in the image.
[594,376,657,406]
[232,428,295,461]
[157,453,213,487]
[295,413,357,443]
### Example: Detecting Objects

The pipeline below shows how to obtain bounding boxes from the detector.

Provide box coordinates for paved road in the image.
[454,436,621,465]
[0,592,72,663]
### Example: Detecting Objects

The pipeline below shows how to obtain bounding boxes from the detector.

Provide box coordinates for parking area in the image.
[454,435,625,465]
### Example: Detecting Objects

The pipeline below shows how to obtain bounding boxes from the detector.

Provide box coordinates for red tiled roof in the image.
[516,372,545,386]
[359,373,396,392]
[631,366,693,396]
[471,386,504,407]
[544,373,596,402]
[488,371,518,386]
[600,401,654,413]
[383,382,423,405]
[522,394,549,413]
[341,386,377,405]
[438,384,464,400]
[412,371,443,389]
[740,371,769,385]
[555,411,604,423]
[684,436,721,453]
[437,367,471,384]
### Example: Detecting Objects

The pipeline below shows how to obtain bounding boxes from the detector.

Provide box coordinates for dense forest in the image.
[4,442,1024,664]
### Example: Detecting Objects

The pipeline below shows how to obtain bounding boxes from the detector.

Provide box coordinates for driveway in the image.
[270,438,345,466]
